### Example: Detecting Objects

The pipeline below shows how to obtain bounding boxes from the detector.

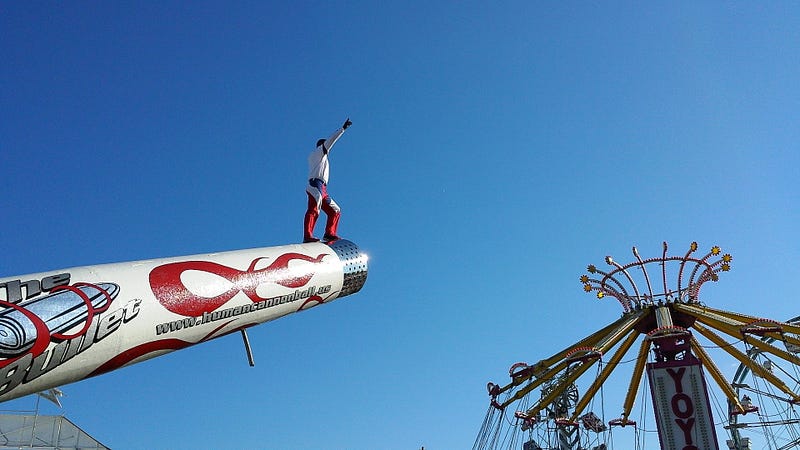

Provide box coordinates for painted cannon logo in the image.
[0,274,141,395]
[149,252,332,319]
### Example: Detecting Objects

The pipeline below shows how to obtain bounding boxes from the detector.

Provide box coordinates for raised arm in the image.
[321,118,352,154]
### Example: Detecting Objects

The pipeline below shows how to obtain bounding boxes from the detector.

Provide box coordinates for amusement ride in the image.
[474,242,800,450]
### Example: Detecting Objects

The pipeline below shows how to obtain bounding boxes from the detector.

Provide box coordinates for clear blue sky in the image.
[2,2,799,449]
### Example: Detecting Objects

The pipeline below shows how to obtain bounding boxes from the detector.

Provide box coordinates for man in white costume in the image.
[303,118,352,243]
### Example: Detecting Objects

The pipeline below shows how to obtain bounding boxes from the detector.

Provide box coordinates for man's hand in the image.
[343,118,352,130]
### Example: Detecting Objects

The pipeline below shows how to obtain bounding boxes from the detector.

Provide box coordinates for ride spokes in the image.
[475,242,800,450]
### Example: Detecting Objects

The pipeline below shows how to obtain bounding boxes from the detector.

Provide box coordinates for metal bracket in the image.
[240,329,255,367]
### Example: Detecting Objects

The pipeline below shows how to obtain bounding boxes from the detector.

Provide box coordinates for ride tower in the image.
[475,242,800,450]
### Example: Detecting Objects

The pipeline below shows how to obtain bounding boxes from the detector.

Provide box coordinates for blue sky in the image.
[2,2,799,449]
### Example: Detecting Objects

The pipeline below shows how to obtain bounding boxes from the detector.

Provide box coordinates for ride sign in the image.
[648,357,719,450]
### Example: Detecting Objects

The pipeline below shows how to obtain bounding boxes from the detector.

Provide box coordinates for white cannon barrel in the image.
[0,239,368,402]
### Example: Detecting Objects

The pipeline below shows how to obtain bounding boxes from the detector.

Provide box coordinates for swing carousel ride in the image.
[474,242,800,450]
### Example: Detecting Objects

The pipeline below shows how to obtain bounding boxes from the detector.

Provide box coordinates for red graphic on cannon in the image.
[149,253,327,317]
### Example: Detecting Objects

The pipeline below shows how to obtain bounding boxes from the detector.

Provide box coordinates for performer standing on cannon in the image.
[303,118,352,243]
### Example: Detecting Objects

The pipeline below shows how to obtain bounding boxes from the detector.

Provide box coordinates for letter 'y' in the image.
[667,367,686,392]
